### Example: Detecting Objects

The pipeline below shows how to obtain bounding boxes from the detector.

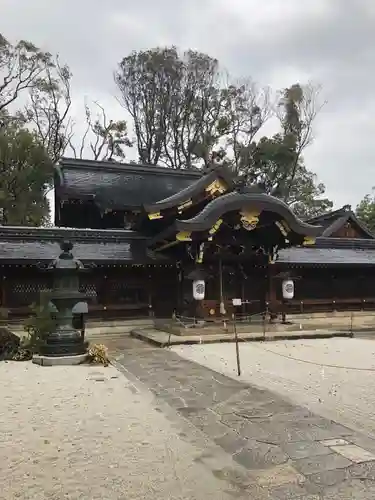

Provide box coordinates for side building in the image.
[0,158,374,319]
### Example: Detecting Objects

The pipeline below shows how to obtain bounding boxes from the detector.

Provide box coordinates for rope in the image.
[250,342,375,372]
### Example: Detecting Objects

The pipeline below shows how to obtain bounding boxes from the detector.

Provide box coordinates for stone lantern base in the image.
[32,326,89,366]
[32,352,88,366]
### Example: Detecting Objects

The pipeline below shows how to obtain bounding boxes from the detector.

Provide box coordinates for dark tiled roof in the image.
[144,165,234,212]
[55,158,202,210]
[314,237,375,249]
[306,206,374,239]
[279,247,375,266]
[305,206,352,227]
[2,227,375,266]
[0,226,163,264]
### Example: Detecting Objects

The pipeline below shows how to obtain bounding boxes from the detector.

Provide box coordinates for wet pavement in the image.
[112,339,375,499]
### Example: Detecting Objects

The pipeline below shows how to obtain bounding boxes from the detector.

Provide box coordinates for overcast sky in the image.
[2,0,375,210]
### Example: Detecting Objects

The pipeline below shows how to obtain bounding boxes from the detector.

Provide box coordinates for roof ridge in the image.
[315,236,375,248]
[0,226,145,242]
[306,206,350,223]
[58,158,202,177]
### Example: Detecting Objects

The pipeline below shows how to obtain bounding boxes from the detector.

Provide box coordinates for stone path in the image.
[173,338,375,439]
[113,339,375,499]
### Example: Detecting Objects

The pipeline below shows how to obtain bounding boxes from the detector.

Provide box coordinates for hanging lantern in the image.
[282,279,294,300]
[193,280,205,301]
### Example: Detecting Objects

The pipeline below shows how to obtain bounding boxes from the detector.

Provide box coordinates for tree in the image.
[115,47,234,168]
[222,79,271,174]
[231,83,331,217]
[25,57,73,163]
[0,116,53,225]
[0,34,53,113]
[0,33,74,163]
[356,189,375,233]
[67,100,133,161]
[276,82,325,201]
[287,167,333,218]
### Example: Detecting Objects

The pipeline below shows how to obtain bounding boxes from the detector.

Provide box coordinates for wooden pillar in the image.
[219,257,225,315]
[267,263,277,320]
[0,271,6,311]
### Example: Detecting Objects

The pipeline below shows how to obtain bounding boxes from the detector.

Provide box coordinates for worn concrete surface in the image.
[113,338,375,498]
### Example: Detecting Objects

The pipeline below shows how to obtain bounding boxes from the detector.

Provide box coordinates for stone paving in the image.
[173,338,375,438]
[113,338,375,499]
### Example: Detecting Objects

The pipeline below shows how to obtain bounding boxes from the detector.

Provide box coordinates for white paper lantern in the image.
[193,279,205,301]
[282,279,294,300]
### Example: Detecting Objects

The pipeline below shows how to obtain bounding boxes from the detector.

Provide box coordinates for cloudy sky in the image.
[2,0,375,209]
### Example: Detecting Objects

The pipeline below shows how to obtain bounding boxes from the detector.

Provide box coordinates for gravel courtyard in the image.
[0,361,245,500]
[172,337,375,439]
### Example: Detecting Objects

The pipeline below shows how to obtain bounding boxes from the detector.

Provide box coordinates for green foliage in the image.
[356,188,375,233]
[80,101,133,161]
[236,82,331,217]
[115,47,228,168]
[115,47,331,216]
[23,299,57,353]
[0,307,8,319]
[25,58,73,163]
[0,116,53,225]
[288,167,333,218]
[0,35,332,223]
[0,34,54,113]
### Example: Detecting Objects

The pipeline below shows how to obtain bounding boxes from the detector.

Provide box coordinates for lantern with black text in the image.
[282,279,294,300]
[193,279,205,301]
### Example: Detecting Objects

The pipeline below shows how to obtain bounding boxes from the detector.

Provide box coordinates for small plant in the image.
[0,307,9,319]
[87,343,109,366]
[23,298,57,353]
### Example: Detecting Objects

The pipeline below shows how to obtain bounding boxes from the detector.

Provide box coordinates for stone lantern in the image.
[33,240,89,366]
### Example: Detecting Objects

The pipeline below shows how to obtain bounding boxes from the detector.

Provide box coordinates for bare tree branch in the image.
[65,99,132,161]
[0,35,54,113]
[25,56,73,162]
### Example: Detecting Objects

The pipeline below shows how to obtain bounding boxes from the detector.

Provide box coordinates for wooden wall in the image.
[0,265,178,319]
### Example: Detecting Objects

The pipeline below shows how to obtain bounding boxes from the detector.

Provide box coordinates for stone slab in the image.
[321,438,350,447]
[247,463,305,488]
[32,353,88,366]
[292,453,352,476]
[131,327,351,347]
[330,444,375,463]
[283,440,333,460]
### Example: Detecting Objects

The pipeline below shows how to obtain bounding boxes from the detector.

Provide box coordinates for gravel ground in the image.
[172,337,375,439]
[0,361,244,500]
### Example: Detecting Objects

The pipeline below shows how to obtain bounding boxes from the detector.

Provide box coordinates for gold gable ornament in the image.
[240,211,260,231]
[148,212,163,220]
[275,220,290,237]
[176,231,192,242]
[177,199,193,213]
[303,236,315,246]
[209,219,223,235]
[205,179,227,197]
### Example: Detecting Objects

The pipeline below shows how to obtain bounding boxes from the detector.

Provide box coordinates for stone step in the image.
[4,319,154,338]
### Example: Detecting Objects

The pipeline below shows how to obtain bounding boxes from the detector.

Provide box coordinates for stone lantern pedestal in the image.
[33,240,89,367]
